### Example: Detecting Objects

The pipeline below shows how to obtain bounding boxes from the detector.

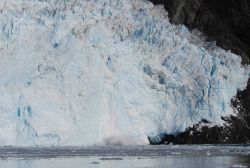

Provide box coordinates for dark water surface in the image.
[0,145,250,168]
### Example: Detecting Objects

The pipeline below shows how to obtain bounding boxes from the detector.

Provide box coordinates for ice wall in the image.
[0,0,249,146]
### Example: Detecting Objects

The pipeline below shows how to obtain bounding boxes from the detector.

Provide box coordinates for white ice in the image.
[0,0,249,146]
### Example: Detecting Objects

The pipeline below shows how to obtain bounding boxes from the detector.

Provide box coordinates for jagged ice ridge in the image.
[0,0,249,146]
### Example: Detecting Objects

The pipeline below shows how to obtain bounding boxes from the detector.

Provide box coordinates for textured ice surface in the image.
[0,0,249,146]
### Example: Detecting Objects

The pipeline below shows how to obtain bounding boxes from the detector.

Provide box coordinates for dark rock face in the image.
[149,0,250,144]
[150,0,250,64]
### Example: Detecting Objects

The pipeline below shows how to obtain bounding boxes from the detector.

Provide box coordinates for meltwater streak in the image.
[0,0,249,146]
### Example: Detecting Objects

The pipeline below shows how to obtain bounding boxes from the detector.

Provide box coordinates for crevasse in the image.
[0,0,249,146]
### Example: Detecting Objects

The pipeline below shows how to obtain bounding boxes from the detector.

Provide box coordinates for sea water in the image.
[0,145,250,168]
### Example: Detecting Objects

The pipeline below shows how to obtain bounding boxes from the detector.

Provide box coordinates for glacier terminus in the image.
[0,0,249,146]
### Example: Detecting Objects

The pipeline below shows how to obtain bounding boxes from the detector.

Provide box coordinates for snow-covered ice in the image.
[0,0,249,146]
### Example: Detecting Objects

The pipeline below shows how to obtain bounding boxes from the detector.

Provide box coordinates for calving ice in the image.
[0,0,249,146]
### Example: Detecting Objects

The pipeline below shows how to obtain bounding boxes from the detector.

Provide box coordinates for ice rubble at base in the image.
[0,0,249,146]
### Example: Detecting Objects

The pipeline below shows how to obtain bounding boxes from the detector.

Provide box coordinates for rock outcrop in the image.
[150,0,250,64]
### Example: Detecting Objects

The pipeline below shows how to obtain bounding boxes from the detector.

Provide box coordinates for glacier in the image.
[0,0,249,146]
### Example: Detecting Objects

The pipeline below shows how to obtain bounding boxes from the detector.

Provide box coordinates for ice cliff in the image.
[0,0,249,146]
